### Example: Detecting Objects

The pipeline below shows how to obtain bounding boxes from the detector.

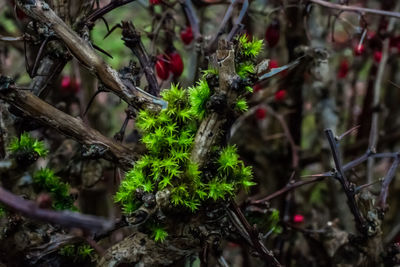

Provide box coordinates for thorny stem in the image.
[367,3,399,182]
[250,176,325,204]
[121,21,160,96]
[325,129,367,234]
[85,0,137,27]
[229,201,281,267]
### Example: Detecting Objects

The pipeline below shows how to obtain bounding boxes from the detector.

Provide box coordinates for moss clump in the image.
[0,206,6,218]
[33,168,76,211]
[59,244,93,263]
[150,224,168,243]
[116,36,262,241]
[8,132,48,164]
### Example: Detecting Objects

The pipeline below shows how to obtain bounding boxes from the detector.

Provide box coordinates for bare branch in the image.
[0,186,113,233]
[0,83,136,170]
[16,0,165,111]
[309,0,400,19]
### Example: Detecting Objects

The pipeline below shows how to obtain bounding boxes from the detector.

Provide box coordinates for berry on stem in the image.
[274,89,287,102]
[253,84,262,93]
[180,26,194,45]
[255,107,267,120]
[149,0,161,5]
[354,44,365,56]
[265,19,280,48]
[293,214,304,223]
[61,76,80,94]
[168,52,184,77]
[373,51,382,63]
[155,55,170,80]
[269,59,279,69]
[337,59,349,79]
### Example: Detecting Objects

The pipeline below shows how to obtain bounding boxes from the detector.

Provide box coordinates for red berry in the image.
[149,0,161,5]
[293,214,304,223]
[155,55,170,80]
[274,89,286,102]
[61,76,80,93]
[255,107,267,120]
[253,84,262,92]
[36,193,52,209]
[265,19,280,48]
[61,76,71,89]
[373,51,382,63]
[168,52,184,77]
[354,44,365,56]
[15,6,27,20]
[337,59,349,79]
[269,59,279,69]
[390,36,400,53]
[180,26,194,45]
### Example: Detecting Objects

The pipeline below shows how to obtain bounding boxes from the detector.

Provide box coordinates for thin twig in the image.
[377,155,400,210]
[121,21,159,96]
[226,0,249,41]
[309,0,400,19]
[366,3,399,182]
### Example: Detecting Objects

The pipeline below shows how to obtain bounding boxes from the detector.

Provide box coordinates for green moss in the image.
[33,168,76,211]
[0,205,6,218]
[116,36,260,242]
[150,225,168,243]
[59,244,93,262]
[8,132,48,158]
[238,35,264,58]
[189,79,211,120]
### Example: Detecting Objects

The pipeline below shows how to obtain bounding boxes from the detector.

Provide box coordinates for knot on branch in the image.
[0,76,15,92]
[121,21,141,45]
[206,93,227,114]
[82,144,109,159]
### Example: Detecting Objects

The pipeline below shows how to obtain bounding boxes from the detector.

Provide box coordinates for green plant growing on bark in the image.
[33,168,76,211]
[9,132,48,157]
[59,244,93,262]
[115,36,262,241]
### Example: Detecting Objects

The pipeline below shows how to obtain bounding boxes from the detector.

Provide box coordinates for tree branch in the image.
[16,0,165,112]
[0,186,113,233]
[0,82,136,170]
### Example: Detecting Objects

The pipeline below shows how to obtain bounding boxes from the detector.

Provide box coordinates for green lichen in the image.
[33,168,76,211]
[116,36,262,242]
[8,132,48,157]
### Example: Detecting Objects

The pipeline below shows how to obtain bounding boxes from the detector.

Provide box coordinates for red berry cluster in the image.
[155,52,184,80]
